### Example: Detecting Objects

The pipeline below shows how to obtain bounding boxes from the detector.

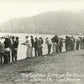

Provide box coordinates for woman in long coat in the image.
[22,36,32,58]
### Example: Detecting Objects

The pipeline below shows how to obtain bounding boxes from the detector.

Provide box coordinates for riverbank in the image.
[0,50,84,84]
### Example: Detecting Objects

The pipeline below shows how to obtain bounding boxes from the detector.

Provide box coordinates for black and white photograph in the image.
[0,0,84,84]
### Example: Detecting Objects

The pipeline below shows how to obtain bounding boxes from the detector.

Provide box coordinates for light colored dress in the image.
[24,38,32,58]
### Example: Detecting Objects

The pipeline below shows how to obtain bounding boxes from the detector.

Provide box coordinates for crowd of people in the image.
[0,36,19,64]
[22,36,44,57]
[65,36,84,51]
[0,34,84,65]
[22,35,84,58]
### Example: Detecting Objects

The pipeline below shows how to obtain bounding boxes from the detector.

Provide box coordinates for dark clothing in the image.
[4,39,11,63]
[34,40,38,48]
[12,49,17,61]
[52,36,59,53]
[39,39,43,56]
[47,44,52,54]
[34,39,42,56]
[82,38,84,49]
[51,36,58,44]
[4,52,9,64]
[58,40,63,52]
[65,36,71,51]
[4,39,11,48]
[70,39,75,51]
[0,43,5,64]
[40,39,44,44]
[34,47,38,56]
[12,40,19,61]
[13,40,19,48]
[83,38,84,43]
[0,53,4,64]
[34,40,38,56]
[31,38,34,47]
[37,39,42,56]
[76,44,79,50]
[40,47,43,56]
[76,40,80,50]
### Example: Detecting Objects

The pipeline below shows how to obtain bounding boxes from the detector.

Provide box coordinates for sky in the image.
[0,0,84,24]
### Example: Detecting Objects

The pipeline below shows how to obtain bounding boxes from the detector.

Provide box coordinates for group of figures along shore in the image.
[0,34,84,65]
[22,35,84,57]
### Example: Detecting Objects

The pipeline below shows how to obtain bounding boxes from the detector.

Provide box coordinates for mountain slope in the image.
[0,11,84,34]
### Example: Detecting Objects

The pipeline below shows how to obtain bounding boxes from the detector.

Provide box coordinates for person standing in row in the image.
[70,36,75,51]
[76,37,80,50]
[11,37,19,61]
[22,36,32,58]
[39,37,43,56]
[30,36,34,56]
[51,35,59,53]
[36,38,42,56]
[45,37,52,55]
[0,42,5,64]
[11,36,15,61]
[65,36,69,51]
[34,37,38,56]
[30,36,34,48]
[58,38,63,52]
[34,37,43,56]
[4,37,11,64]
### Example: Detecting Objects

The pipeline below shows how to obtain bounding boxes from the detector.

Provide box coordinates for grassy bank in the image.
[0,50,84,84]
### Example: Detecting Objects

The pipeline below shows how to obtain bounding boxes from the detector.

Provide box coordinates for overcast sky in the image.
[0,0,84,24]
